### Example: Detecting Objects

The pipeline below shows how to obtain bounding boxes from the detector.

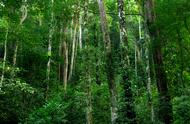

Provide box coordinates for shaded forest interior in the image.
[0,0,190,124]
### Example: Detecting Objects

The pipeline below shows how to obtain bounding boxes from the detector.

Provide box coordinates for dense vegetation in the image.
[0,0,190,124]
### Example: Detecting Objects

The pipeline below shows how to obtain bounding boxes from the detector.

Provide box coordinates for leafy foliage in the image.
[0,0,190,123]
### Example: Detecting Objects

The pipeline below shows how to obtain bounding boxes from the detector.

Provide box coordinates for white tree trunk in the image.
[79,23,82,49]
[68,22,77,81]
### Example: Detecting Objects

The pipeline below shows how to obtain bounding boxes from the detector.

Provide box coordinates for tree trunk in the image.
[145,45,155,122]
[176,29,185,90]
[97,0,117,123]
[79,23,82,49]
[63,41,68,91]
[86,69,92,124]
[144,37,155,122]
[94,24,101,85]
[13,0,28,67]
[81,1,93,123]
[0,28,8,92]
[118,0,137,123]
[68,20,78,81]
[58,26,63,81]
[144,0,173,123]
[13,41,18,66]
[46,0,54,99]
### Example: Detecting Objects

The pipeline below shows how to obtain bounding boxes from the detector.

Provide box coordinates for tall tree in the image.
[144,0,173,123]
[0,28,8,92]
[58,25,68,91]
[68,16,78,81]
[46,0,54,98]
[143,20,155,122]
[13,0,28,67]
[97,0,117,123]
[117,0,137,123]
[83,0,93,123]
[63,35,68,91]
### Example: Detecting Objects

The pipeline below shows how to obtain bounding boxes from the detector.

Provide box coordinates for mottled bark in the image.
[144,0,173,123]
[97,0,117,123]
[145,40,155,122]
[94,24,101,85]
[86,70,93,124]
[118,0,137,123]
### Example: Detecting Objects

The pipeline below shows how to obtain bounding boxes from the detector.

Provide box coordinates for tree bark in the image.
[13,0,28,67]
[85,64,93,124]
[68,20,78,81]
[94,24,101,85]
[118,0,137,123]
[176,29,185,90]
[58,26,63,81]
[63,41,68,91]
[0,28,8,92]
[144,0,173,123]
[144,38,155,122]
[79,23,82,49]
[97,0,117,123]
[46,0,54,99]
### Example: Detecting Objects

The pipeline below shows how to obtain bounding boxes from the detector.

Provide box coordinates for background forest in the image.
[0,0,190,124]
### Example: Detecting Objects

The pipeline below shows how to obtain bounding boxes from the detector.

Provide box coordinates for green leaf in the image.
[0,17,8,28]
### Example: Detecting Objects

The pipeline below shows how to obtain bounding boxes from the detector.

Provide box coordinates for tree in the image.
[117,0,137,123]
[46,0,54,98]
[143,0,173,123]
[97,0,118,123]
[0,27,8,92]
[13,0,28,67]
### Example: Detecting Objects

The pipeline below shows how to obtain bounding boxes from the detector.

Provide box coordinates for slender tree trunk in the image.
[0,28,8,91]
[79,23,82,49]
[141,14,155,122]
[58,26,63,81]
[118,0,137,123]
[85,46,93,124]
[135,44,138,80]
[145,45,155,122]
[94,24,101,85]
[59,26,68,91]
[176,29,185,90]
[46,0,54,98]
[86,67,93,124]
[68,21,78,81]
[97,0,117,123]
[144,0,173,123]
[13,0,28,67]
[73,29,78,74]
[81,1,93,123]
[144,38,155,122]
[63,41,68,91]
[13,41,18,66]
